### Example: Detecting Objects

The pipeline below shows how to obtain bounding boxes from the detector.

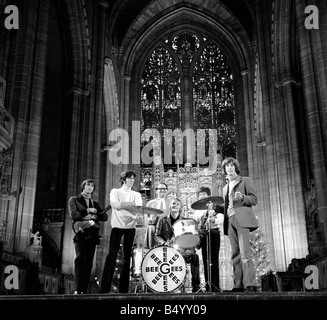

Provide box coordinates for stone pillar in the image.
[295,0,327,255]
[61,91,83,274]
[275,78,309,260]
[241,69,256,175]
[5,0,51,254]
[93,0,110,276]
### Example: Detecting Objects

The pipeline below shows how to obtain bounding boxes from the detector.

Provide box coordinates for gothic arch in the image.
[118,4,254,174]
[63,0,92,94]
[123,7,250,77]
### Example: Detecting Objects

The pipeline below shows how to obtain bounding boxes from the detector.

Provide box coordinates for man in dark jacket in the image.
[222,157,259,293]
[155,197,200,292]
[68,179,109,294]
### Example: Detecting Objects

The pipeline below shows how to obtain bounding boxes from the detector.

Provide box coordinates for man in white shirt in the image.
[99,170,143,293]
[145,182,170,248]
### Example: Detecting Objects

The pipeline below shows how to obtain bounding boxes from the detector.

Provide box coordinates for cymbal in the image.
[124,205,163,215]
[191,196,224,210]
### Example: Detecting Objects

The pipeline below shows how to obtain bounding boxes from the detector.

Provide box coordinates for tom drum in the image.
[172,219,200,248]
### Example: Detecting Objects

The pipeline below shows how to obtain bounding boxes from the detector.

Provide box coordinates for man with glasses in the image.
[145,182,170,248]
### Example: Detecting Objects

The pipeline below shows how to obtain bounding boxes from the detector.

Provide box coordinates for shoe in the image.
[244,286,257,292]
[230,287,244,292]
[73,291,83,294]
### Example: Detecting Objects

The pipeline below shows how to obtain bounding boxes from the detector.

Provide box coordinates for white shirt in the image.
[193,209,223,230]
[157,198,166,210]
[227,177,239,217]
[193,209,206,226]
[146,197,169,224]
[110,185,143,229]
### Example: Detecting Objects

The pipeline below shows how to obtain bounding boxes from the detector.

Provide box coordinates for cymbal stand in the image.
[132,207,147,293]
[140,207,148,293]
[202,207,220,293]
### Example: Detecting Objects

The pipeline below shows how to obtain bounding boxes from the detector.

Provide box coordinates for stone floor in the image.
[1,290,327,300]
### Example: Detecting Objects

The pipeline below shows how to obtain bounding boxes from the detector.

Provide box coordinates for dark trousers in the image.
[74,240,97,293]
[100,227,135,293]
[200,229,220,291]
[181,248,200,291]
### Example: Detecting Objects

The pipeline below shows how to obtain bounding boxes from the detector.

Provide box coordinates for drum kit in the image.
[126,195,224,294]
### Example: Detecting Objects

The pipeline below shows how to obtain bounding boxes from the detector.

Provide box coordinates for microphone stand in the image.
[204,205,220,293]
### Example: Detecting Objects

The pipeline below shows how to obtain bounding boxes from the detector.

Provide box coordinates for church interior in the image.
[0,0,327,299]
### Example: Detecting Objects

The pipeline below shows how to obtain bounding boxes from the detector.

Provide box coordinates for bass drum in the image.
[141,246,186,293]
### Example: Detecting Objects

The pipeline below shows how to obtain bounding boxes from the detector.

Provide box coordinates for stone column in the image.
[275,78,309,260]
[93,0,110,277]
[241,69,255,174]
[295,0,327,255]
[5,0,51,254]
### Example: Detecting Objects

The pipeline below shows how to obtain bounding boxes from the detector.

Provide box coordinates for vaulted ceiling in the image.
[107,0,255,47]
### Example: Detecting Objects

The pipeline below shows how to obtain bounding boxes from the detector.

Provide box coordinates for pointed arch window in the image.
[140,31,235,174]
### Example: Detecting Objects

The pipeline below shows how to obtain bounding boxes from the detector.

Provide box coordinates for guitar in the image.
[72,204,111,234]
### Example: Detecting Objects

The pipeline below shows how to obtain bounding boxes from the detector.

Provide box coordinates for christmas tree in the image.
[250,229,270,291]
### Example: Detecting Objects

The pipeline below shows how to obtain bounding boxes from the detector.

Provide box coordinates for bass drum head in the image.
[141,246,186,293]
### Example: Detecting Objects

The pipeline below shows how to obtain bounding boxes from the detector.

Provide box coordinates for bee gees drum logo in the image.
[141,246,186,293]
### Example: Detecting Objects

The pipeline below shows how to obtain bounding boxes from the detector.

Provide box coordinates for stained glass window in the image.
[193,41,236,161]
[140,32,235,175]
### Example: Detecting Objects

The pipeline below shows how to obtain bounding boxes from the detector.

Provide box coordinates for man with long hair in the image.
[221,157,259,292]
[100,171,143,293]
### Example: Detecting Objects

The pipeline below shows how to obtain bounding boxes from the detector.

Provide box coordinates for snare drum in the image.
[141,246,186,293]
[172,219,200,248]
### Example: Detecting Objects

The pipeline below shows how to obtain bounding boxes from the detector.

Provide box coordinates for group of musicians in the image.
[69,156,259,294]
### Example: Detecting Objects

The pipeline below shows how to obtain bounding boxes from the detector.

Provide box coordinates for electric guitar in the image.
[72,204,111,234]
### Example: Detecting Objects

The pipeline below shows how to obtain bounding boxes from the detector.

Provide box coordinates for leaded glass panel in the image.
[140,32,236,175]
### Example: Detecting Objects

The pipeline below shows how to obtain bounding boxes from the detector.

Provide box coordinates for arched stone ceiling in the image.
[108,0,255,47]
[115,2,253,76]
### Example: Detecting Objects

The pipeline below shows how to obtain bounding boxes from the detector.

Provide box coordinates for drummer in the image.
[193,186,224,292]
[144,183,170,248]
[155,197,201,292]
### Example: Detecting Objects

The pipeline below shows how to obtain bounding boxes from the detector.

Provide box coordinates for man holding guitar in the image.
[68,179,110,294]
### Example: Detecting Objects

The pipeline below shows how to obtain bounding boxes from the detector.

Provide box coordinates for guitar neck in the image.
[99,204,111,215]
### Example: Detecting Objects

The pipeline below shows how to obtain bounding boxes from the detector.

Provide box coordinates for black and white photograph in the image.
[0,0,326,317]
